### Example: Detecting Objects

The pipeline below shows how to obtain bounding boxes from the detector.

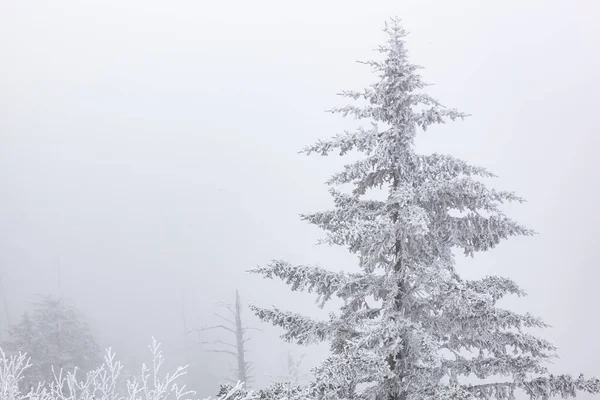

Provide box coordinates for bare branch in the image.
[201,340,236,349]
[215,300,232,308]
[214,313,235,326]
[205,349,238,357]
[199,324,235,334]
[215,301,237,317]
[242,327,263,333]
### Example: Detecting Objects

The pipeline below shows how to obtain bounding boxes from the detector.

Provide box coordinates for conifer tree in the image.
[2,295,101,390]
[249,18,600,400]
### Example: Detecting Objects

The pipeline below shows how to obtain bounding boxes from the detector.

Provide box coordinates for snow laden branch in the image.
[247,305,331,346]
[216,381,308,400]
[0,339,259,400]
[249,16,599,400]
[0,348,42,400]
[248,261,386,308]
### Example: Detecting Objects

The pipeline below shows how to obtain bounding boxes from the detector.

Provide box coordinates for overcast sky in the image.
[1,0,599,397]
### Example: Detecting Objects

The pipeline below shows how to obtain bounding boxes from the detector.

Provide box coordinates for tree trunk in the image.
[234,290,248,383]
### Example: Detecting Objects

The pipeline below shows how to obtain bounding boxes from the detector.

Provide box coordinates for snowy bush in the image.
[0,339,258,400]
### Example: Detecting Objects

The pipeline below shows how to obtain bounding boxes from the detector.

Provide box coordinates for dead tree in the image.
[193,289,259,385]
[286,352,306,383]
[267,350,307,384]
[0,275,10,339]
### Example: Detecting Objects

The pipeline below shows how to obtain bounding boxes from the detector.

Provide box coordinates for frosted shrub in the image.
[0,339,257,400]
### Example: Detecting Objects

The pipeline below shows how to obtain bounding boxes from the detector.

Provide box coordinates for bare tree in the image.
[286,352,306,384]
[0,275,10,340]
[192,290,259,385]
[180,291,190,365]
[266,350,307,385]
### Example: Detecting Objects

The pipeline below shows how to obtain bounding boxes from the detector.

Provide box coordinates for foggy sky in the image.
[1,0,599,397]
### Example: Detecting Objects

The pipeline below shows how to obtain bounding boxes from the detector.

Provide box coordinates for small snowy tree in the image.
[249,18,600,400]
[2,295,101,390]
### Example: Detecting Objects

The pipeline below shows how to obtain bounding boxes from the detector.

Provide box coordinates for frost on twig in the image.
[0,339,259,400]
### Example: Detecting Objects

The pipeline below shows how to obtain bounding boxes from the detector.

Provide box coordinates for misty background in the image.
[1,0,599,397]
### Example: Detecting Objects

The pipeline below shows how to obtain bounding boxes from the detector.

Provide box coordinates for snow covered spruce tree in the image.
[248,18,600,400]
[2,295,101,391]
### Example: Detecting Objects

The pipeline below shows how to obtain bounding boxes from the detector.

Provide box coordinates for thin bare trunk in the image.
[196,289,258,385]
